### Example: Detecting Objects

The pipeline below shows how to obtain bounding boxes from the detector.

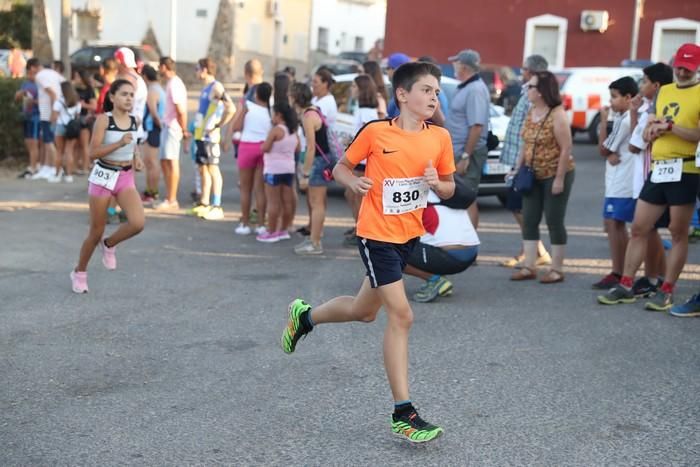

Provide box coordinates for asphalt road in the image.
[1,139,699,466]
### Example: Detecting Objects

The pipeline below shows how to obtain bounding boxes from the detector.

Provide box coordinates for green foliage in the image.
[0,78,28,161]
[0,3,32,49]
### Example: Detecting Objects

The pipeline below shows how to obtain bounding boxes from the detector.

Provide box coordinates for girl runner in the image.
[70,79,145,293]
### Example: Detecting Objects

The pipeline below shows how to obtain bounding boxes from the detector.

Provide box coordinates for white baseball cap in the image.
[114,47,137,68]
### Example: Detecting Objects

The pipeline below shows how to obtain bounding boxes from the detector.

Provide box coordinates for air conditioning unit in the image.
[267,0,280,17]
[580,10,609,33]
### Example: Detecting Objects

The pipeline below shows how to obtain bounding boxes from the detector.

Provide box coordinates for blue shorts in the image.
[309,156,335,187]
[23,116,40,139]
[264,173,294,186]
[39,121,55,144]
[603,197,636,223]
[358,237,418,288]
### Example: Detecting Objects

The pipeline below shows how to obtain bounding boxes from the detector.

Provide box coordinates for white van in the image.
[555,67,643,143]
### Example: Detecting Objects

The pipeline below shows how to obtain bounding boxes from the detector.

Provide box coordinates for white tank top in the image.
[102,112,137,163]
[241,101,272,142]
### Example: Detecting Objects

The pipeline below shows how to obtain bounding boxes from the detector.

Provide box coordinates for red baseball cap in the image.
[673,43,700,71]
[114,47,137,68]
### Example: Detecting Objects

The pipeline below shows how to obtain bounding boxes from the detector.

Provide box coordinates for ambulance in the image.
[556,67,643,143]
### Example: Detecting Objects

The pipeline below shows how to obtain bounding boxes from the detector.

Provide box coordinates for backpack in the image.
[428,175,476,209]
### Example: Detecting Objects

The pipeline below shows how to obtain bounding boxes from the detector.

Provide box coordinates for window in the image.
[651,18,700,63]
[354,36,364,52]
[195,9,207,18]
[72,10,100,41]
[317,27,329,53]
[523,14,567,69]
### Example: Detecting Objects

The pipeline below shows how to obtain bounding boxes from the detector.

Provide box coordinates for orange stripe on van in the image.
[572,111,587,129]
[588,95,601,110]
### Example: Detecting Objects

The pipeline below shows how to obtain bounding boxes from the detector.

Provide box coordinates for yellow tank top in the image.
[651,82,700,174]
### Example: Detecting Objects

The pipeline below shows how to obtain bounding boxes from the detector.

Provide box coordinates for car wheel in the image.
[588,113,600,145]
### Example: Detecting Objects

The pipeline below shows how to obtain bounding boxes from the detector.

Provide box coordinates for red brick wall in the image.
[384,0,700,66]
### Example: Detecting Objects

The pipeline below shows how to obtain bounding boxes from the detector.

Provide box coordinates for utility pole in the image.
[630,0,644,61]
[60,0,71,77]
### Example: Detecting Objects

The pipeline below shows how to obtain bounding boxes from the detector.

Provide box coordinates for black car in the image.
[70,44,160,74]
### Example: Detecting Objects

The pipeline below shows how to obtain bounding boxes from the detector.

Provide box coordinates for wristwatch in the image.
[460,152,470,160]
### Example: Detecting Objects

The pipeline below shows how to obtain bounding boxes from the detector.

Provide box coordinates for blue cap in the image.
[387,53,411,70]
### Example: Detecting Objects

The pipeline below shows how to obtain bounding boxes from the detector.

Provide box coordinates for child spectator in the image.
[49,81,82,183]
[627,63,674,297]
[234,82,272,235]
[592,77,639,290]
[256,103,300,242]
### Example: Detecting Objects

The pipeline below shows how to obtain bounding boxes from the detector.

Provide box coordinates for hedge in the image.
[0,78,27,162]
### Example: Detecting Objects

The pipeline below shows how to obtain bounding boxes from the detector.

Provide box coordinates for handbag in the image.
[513,108,553,194]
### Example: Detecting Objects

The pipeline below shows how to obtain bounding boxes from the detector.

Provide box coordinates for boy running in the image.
[280,62,455,443]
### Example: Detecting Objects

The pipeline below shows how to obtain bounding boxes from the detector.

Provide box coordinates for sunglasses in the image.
[526,84,538,89]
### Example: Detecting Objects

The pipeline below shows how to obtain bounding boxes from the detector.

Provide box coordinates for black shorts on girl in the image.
[358,237,418,288]
[146,127,161,148]
[407,242,478,276]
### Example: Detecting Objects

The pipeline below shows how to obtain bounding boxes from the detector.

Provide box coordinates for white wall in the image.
[310,0,386,56]
[45,0,219,63]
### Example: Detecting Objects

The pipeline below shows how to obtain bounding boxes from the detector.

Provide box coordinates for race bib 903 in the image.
[382,176,429,215]
[88,163,119,190]
[651,158,682,184]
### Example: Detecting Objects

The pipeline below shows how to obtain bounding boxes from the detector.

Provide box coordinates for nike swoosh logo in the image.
[683,54,693,58]
[383,149,399,154]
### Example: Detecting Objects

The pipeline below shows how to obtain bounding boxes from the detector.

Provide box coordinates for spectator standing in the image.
[141,64,166,203]
[510,71,575,284]
[72,69,96,175]
[155,57,189,210]
[362,60,389,118]
[385,53,411,118]
[49,81,81,183]
[500,55,551,268]
[598,44,700,313]
[311,68,338,131]
[15,66,40,178]
[592,77,639,289]
[445,49,490,228]
[626,63,674,298]
[26,58,64,180]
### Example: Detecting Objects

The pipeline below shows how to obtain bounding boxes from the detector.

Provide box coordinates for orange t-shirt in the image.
[345,119,455,244]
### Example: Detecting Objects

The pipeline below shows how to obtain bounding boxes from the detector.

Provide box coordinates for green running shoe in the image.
[413,277,453,303]
[597,284,636,305]
[645,291,673,312]
[391,409,444,443]
[281,299,312,354]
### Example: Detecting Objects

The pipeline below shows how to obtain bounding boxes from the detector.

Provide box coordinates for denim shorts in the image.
[309,156,334,187]
[23,116,40,139]
[264,173,295,186]
[39,121,55,143]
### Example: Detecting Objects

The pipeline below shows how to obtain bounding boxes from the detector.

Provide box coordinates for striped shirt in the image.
[499,89,529,166]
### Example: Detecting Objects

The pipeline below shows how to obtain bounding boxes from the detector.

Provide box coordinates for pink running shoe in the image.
[70,270,88,294]
[101,239,117,270]
[276,230,291,241]
[256,231,280,243]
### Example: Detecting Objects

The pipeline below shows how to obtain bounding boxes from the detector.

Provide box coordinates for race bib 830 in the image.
[382,177,429,215]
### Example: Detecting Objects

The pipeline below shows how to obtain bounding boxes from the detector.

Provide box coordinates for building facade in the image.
[309,0,386,65]
[384,0,700,68]
[38,0,314,81]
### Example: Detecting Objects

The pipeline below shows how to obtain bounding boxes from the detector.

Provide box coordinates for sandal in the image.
[540,269,565,284]
[510,267,537,281]
[501,254,524,268]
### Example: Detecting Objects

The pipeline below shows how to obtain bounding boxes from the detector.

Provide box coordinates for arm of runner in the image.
[215,85,236,128]
[89,114,131,160]
[667,119,700,143]
[337,121,373,195]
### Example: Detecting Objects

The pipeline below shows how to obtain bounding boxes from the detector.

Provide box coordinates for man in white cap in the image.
[445,48,490,228]
[114,47,148,144]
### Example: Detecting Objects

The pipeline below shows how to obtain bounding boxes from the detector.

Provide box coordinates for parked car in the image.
[480,64,520,107]
[556,67,643,143]
[70,44,160,74]
[315,59,362,76]
[337,51,368,64]
[330,74,512,203]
